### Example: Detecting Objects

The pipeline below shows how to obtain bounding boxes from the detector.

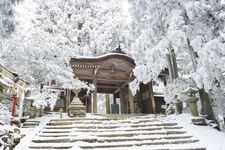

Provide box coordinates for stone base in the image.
[29,107,37,118]
[111,104,119,114]
[68,105,86,117]
[191,117,207,126]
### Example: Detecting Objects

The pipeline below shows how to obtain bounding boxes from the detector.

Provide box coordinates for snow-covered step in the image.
[47,121,102,126]
[41,126,183,133]
[38,130,187,138]
[29,142,73,149]
[94,130,187,137]
[29,139,200,149]
[43,122,178,129]
[38,133,71,137]
[47,119,158,126]
[22,120,40,128]
[83,145,206,150]
[32,135,193,143]
[27,114,205,150]
[78,139,200,149]
[50,118,111,122]
[39,127,186,136]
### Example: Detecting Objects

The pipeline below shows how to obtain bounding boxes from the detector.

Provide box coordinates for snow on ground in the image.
[14,113,59,150]
[163,114,225,150]
[15,113,225,150]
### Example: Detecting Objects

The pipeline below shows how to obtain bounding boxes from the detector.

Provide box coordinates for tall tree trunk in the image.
[186,38,197,72]
[171,49,178,78]
[187,38,217,122]
[224,117,225,126]
[198,88,217,121]
[166,54,174,82]
[166,45,179,82]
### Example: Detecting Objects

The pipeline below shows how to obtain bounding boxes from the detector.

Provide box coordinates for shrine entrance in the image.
[61,52,164,114]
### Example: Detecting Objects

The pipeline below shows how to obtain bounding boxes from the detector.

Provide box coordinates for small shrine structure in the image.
[55,50,166,114]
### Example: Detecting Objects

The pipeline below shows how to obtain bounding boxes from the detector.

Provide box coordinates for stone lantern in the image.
[182,87,206,125]
[27,98,37,119]
[67,89,86,117]
[182,87,199,116]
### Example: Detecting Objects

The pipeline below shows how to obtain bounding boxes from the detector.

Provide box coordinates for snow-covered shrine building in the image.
[55,52,166,114]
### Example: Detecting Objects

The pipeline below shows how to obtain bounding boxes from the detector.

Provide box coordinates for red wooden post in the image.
[10,94,17,125]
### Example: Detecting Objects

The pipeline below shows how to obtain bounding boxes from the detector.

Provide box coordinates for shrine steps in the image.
[28,114,206,150]
[22,120,40,128]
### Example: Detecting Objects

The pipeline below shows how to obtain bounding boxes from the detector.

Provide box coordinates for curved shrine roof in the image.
[70,53,135,93]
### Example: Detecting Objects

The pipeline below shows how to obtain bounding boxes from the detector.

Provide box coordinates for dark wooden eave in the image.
[70,53,135,93]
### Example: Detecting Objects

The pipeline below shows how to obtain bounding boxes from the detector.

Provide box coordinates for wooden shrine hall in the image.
[59,52,166,114]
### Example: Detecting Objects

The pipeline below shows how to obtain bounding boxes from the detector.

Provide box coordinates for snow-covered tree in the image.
[0,0,94,109]
[31,0,130,56]
[89,0,131,55]
[1,31,74,86]
[0,0,15,39]
[129,0,225,121]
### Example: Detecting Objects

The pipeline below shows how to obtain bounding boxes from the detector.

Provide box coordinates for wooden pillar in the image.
[88,93,92,113]
[66,89,71,112]
[149,82,156,114]
[119,88,125,114]
[92,79,97,113]
[113,94,117,104]
[129,88,134,114]
[105,94,110,114]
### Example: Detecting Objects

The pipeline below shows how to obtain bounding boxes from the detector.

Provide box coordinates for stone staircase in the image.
[28,114,206,150]
[22,119,40,128]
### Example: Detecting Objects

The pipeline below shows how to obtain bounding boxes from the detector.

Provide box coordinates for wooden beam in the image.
[98,69,128,73]
[97,88,117,94]
[114,82,129,94]
[97,85,119,89]
[75,75,131,83]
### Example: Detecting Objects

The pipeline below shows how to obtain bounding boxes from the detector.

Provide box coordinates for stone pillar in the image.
[149,82,156,114]
[92,80,97,113]
[105,94,110,114]
[128,88,134,114]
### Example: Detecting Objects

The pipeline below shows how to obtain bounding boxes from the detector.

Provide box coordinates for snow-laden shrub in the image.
[32,91,59,110]
[163,78,189,104]
[0,103,11,125]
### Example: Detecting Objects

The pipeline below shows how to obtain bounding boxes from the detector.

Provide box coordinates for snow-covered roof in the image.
[0,64,29,84]
[0,78,12,87]
[74,52,133,61]
[0,64,18,76]
[71,52,135,93]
